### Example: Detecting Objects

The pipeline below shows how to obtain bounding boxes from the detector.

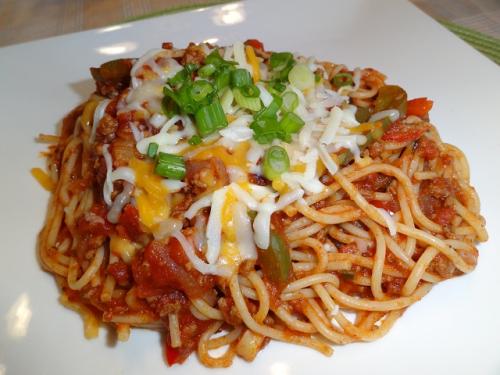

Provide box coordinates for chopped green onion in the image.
[231,69,252,88]
[189,80,214,102]
[281,91,299,112]
[332,72,353,88]
[185,63,199,74]
[155,152,186,180]
[268,81,287,96]
[255,96,283,120]
[215,67,231,91]
[194,99,228,137]
[205,49,233,67]
[188,135,202,145]
[233,88,262,111]
[315,73,322,83]
[279,112,305,142]
[288,64,315,90]
[250,117,282,144]
[161,96,179,117]
[168,69,188,87]
[269,52,296,82]
[263,146,290,180]
[270,52,294,71]
[198,63,216,78]
[147,142,159,158]
[220,88,234,113]
[205,49,225,66]
[240,84,260,98]
[175,84,199,114]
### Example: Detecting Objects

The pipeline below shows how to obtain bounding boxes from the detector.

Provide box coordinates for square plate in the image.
[1,0,499,374]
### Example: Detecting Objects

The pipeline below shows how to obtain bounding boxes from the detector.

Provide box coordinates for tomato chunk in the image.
[244,39,264,50]
[407,97,433,117]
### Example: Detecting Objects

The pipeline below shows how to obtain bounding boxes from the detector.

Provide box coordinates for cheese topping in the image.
[96,42,382,277]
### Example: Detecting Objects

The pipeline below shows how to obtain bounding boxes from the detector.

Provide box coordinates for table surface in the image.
[0,0,499,47]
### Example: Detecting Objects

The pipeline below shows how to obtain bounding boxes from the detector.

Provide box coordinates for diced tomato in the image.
[406,97,433,117]
[132,239,203,299]
[244,39,264,50]
[381,120,429,143]
[76,203,113,236]
[416,137,440,160]
[165,345,181,366]
[118,204,143,239]
[108,261,131,285]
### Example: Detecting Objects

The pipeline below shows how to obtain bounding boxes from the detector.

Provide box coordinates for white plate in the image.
[1,0,499,374]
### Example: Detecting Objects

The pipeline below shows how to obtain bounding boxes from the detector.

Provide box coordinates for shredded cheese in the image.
[31,168,54,192]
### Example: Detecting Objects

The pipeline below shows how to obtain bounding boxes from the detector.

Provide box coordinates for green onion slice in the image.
[270,52,294,71]
[147,142,159,158]
[233,88,262,112]
[198,63,216,78]
[240,84,260,98]
[281,91,299,112]
[263,146,290,181]
[188,135,202,145]
[189,80,214,102]
[288,64,315,90]
[155,152,186,180]
[255,96,283,120]
[231,68,253,88]
[279,112,305,142]
[194,99,228,137]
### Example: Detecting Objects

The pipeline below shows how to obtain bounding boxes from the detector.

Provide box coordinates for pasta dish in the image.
[34,40,488,367]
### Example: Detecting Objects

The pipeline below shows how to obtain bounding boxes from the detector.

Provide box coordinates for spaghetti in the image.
[37,40,487,367]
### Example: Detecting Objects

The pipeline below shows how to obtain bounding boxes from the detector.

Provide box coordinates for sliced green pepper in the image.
[257,230,292,288]
[374,85,408,116]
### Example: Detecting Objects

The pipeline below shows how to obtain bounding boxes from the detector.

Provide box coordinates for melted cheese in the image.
[192,141,250,171]
[129,158,169,228]
[110,235,137,264]
[90,99,110,143]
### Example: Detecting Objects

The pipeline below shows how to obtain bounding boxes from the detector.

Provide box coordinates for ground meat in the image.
[185,157,229,195]
[110,138,137,167]
[418,177,456,226]
[416,137,440,160]
[181,42,206,65]
[96,113,118,142]
[382,276,405,295]
[338,243,358,255]
[218,297,242,326]
[428,253,456,278]
[248,173,270,186]
[355,173,394,192]
[147,289,188,317]
[368,141,384,159]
